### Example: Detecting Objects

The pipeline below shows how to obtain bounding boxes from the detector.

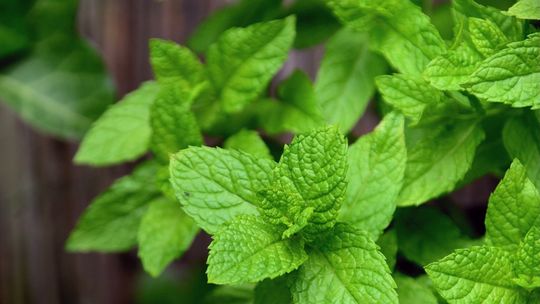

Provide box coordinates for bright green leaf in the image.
[74,82,158,166]
[207,215,308,284]
[485,159,540,249]
[137,197,199,277]
[464,33,540,108]
[150,82,203,161]
[339,112,406,238]
[397,121,485,206]
[327,0,446,75]
[513,225,540,290]
[169,146,275,234]
[149,39,205,85]
[426,246,529,303]
[503,115,540,190]
[207,17,295,113]
[315,28,386,132]
[290,224,397,304]
[66,161,160,252]
[224,129,272,160]
[506,0,540,20]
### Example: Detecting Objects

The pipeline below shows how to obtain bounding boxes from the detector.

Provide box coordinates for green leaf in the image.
[396,207,476,266]
[260,127,348,236]
[149,39,204,85]
[426,246,529,303]
[169,146,275,234]
[74,82,158,166]
[423,43,484,91]
[187,0,282,53]
[513,225,540,290]
[507,0,540,20]
[376,74,445,124]
[395,274,438,304]
[137,197,199,277]
[503,115,540,190]
[0,38,114,139]
[339,112,406,238]
[315,28,386,132]
[254,278,291,304]
[377,229,398,271]
[327,0,446,75]
[290,223,397,304]
[224,129,272,160]
[485,159,540,249]
[397,121,485,206]
[452,0,523,41]
[150,82,203,161]
[207,215,308,284]
[66,161,160,252]
[464,33,540,108]
[258,70,325,134]
[207,17,295,113]
[468,17,509,58]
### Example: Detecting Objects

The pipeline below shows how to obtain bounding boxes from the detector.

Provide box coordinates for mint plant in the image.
[65,0,540,302]
[170,126,398,303]
[426,160,540,303]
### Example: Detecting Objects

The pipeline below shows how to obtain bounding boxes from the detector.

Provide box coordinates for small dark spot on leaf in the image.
[183,192,191,197]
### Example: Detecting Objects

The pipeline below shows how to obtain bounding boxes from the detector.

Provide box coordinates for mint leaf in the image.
[513,225,540,290]
[66,161,160,252]
[149,39,205,85]
[150,82,203,161]
[396,207,477,266]
[395,274,438,304]
[74,82,158,166]
[207,215,307,284]
[376,74,445,124]
[327,0,446,75]
[224,129,272,160]
[137,197,199,277]
[258,70,325,134]
[339,112,406,238]
[503,115,540,190]
[264,127,347,236]
[315,28,386,132]
[169,146,275,234]
[426,246,528,303]
[207,17,295,113]
[423,43,484,91]
[468,17,509,58]
[0,38,114,139]
[485,159,540,249]
[452,0,523,41]
[397,122,485,206]
[507,0,540,20]
[290,224,397,304]
[465,33,540,108]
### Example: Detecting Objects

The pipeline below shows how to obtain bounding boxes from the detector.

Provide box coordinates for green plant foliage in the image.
[65,0,540,301]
